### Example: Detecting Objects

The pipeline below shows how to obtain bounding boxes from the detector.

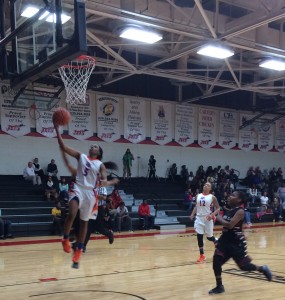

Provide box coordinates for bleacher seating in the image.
[1,175,283,237]
[0,175,53,236]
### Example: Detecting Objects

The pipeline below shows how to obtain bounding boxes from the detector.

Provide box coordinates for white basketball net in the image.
[58,55,96,105]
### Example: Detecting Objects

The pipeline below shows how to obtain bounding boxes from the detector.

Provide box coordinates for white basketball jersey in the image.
[75,154,102,189]
[196,193,213,216]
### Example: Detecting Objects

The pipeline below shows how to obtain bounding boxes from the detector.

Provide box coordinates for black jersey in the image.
[221,207,244,241]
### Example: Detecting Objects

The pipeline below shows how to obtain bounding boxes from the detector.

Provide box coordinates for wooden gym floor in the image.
[1,223,285,300]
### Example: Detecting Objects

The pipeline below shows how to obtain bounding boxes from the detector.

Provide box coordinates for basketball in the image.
[52,108,70,126]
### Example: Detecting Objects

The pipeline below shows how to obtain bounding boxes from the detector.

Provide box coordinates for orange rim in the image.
[60,55,96,70]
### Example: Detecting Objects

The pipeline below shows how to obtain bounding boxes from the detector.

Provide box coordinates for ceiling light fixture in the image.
[21,6,71,24]
[119,27,162,44]
[45,13,71,24]
[259,59,285,71]
[21,6,39,18]
[197,45,234,59]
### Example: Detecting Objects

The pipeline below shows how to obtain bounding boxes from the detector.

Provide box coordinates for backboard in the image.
[0,0,87,89]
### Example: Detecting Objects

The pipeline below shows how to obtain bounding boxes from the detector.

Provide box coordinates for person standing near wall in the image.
[148,155,156,180]
[122,149,134,179]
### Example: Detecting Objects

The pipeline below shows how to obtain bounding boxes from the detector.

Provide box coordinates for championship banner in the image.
[257,120,274,152]
[1,107,30,137]
[239,113,256,152]
[198,107,217,148]
[151,102,172,145]
[219,110,237,149]
[68,95,94,140]
[36,111,57,138]
[96,95,120,142]
[175,104,196,146]
[275,119,285,152]
[0,84,18,108]
[124,98,146,143]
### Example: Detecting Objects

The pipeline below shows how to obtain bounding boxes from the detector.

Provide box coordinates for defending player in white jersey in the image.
[190,182,220,263]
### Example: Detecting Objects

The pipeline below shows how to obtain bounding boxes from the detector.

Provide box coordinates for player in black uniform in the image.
[209,190,272,295]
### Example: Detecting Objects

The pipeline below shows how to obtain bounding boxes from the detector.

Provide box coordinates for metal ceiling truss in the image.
[3,0,285,117]
[76,0,285,103]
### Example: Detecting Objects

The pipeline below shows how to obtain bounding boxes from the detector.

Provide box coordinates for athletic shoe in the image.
[209,285,225,294]
[72,248,83,264]
[262,265,272,281]
[109,232,114,244]
[72,262,79,269]
[196,254,206,263]
[62,239,71,253]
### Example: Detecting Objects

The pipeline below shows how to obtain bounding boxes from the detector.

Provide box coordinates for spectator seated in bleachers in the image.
[182,189,193,211]
[51,201,63,235]
[195,165,205,180]
[277,182,285,207]
[116,202,133,232]
[138,199,155,230]
[47,159,59,180]
[271,196,283,222]
[269,167,280,192]
[218,191,230,215]
[23,161,42,186]
[33,158,45,182]
[251,168,263,190]
[0,217,14,239]
[58,177,69,201]
[188,171,194,188]
[111,189,123,208]
[244,166,255,186]
[248,184,260,204]
[256,191,270,221]
[45,176,58,201]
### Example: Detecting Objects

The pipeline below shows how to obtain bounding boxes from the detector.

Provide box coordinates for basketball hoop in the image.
[58,55,96,105]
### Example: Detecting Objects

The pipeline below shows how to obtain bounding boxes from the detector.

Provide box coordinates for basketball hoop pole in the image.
[0,0,8,78]
[55,0,63,47]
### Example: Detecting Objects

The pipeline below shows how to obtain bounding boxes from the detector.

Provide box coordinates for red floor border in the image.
[0,223,284,247]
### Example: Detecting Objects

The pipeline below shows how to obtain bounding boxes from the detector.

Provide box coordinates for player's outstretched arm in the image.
[61,150,77,177]
[54,124,80,160]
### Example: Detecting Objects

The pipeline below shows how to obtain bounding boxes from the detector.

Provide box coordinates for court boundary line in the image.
[0,222,284,247]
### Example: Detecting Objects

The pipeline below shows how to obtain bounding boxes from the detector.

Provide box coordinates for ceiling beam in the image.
[222,8,285,40]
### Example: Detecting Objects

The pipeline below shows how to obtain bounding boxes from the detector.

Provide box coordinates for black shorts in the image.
[215,235,252,266]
